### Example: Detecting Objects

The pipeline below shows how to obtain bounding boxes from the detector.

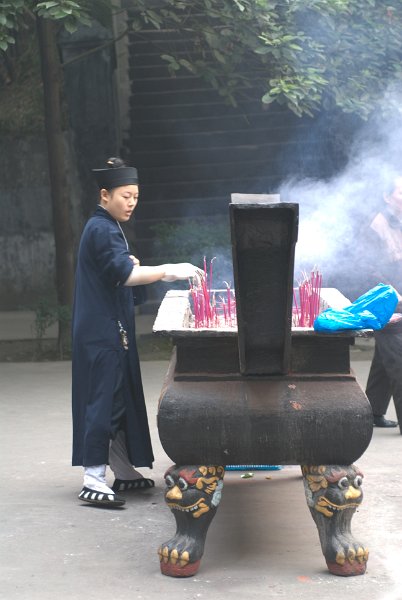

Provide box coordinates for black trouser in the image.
[366,329,402,426]
[110,353,128,439]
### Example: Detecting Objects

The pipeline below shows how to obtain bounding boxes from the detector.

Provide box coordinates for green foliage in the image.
[1,0,402,118]
[0,0,402,117]
[36,1,91,32]
[0,1,25,50]
[151,217,231,264]
[32,297,58,341]
[151,217,234,291]
[0,1,114,133]
[0,0,90,50]
[129,0,402,119]
[0,25,44,133]
[36,0,117,30]
[32,298,71,358]
[32,298,71,339]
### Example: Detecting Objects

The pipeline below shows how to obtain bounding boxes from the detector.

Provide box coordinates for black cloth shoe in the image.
[373,415,398,428]
[112,478,155,492]
[78,486,126,507]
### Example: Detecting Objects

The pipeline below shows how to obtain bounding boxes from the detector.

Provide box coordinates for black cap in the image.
[92,166,139,190]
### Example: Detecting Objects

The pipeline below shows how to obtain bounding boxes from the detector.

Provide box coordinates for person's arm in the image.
[360,226,402,310]
[123,263,201,286]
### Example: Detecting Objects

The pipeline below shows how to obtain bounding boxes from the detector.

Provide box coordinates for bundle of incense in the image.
[293,268,322,327]
[189,257,237,328]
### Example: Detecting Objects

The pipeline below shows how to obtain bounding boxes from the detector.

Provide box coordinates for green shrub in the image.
[0,26,44,134]
[151,216,234,289]
[151,216,231,263]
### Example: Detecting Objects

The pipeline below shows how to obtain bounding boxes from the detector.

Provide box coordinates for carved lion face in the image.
[164,465,225,519]
[302,465,363,517]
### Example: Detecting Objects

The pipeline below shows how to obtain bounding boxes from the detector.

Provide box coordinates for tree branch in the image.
[61,27,128,69]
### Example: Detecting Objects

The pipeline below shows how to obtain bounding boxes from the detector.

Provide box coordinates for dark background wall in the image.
[0,22,120,309]
[59,22,121,220]
[0,134,84,309]
[121,15,362,267]
[0,14,362,310]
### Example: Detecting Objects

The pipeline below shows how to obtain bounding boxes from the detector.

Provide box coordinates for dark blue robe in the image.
[72,205,154,468]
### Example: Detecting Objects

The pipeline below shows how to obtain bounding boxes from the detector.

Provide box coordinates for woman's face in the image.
[100,185,139,222]
[385,177,402,216]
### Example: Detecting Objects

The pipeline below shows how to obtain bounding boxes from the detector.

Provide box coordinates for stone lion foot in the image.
[158,465,225,577]
[158,531,201,577]
[324,532,369,576]
[301,464,369,576]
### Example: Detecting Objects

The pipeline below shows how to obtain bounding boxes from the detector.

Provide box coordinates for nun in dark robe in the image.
[72,157,199,507]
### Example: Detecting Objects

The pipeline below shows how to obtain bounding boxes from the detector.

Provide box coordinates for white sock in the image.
[109,431,143,481]
[83,465,114,494]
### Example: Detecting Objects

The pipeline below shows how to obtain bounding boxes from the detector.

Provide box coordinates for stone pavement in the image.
[1,349,402,599]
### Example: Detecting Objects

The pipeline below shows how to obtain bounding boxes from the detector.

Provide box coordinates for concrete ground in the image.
[1,346,402,600]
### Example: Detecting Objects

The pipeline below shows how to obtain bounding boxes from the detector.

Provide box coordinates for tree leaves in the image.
[1,0,402,119]
[0,0,91,46]
[35,0,91,28]
[130,0,402,119]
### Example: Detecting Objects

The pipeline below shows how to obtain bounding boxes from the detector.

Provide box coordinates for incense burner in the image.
[153,200,373,578]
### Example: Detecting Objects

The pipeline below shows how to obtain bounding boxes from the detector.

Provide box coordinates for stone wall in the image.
[1,20,119,310]
[0,135,84,309]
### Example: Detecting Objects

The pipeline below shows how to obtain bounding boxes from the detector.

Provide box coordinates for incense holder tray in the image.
[153,288,372,377]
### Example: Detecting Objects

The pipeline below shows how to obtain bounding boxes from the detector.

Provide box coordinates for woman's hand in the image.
[129,255,140,267]
[162,263,202,282]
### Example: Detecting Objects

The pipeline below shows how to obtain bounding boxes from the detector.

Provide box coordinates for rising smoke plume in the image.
[280,104,402,300]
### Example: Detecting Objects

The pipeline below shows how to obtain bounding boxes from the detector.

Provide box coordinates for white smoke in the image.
[280,102,402,296]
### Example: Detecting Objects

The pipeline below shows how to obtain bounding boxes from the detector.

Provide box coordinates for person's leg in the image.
[365,335,396,426]
[109,430,142,480]
[77,365,128,506]
[109,430,154,491]
[78,464,126,507]
[109,353,154,491]
[79,373,125,494]
[83,464,114,493]
[374,331,402,432]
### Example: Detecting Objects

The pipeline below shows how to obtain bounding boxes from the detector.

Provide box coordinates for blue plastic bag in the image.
[313,283,398,332]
